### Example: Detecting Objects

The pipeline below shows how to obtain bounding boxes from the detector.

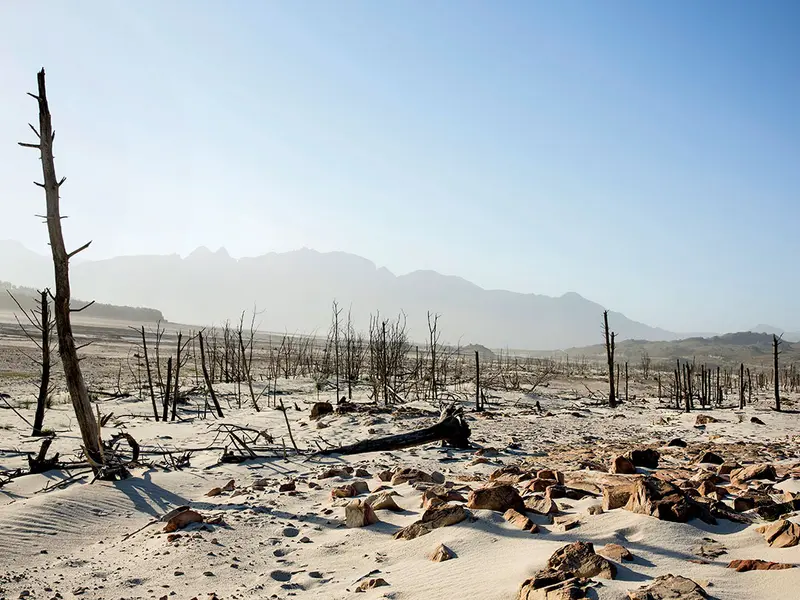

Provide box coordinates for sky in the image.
[0,1,798,334]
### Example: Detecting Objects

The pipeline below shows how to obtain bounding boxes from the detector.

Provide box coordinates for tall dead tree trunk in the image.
[475,350,482,412]
[20,69,103,467]
[773,334,782,412]
[140,326,159,421]
[603,311,616,408]
[198,331,224,417]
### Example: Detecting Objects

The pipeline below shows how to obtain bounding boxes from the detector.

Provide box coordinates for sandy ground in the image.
[2,334,800,599]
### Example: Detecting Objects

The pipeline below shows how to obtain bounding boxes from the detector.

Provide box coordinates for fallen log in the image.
[317,403,471,456]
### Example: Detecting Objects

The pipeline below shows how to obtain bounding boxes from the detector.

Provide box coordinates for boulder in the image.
[365,491,402,511]
[628,575,708,599]
[756,499,800,522]
[727,559,794,572]
[731,464,777,483]
[610,455,636,475]
[391,467,433,486]
[526,495,559,515]
[546,541,616,579]
[467,484,525,512]
[624,449,660,469]
[537,469,565,484]
[598,543,633,562]
[517,570,589,600]
[394,503,467,540]
[309,401,333,420]
[698,451,724,465]
[762,519,800,548]
[624,476,713,524]
[504,508,539,532]
[489,464,532,483]
[667,438,687,448]
[602,484,634,511]
[428,543,455,562]
[345,499,379,528]
[421,485,467,509]
[695,414,719,425]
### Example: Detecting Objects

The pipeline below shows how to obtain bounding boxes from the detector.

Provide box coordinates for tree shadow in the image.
[112,469,189,517]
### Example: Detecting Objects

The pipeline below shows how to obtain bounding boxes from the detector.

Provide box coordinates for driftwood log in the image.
[318,403,471,456]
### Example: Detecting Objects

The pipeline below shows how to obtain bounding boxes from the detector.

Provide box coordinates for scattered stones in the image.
[546,541,616,579]
[694,538,727,559]
[467,484,525,512]
[428,543,455,562]
[504,508,539,532]
[345,499,379,528]
[628,575,708,599]
[727,559,794,572]
[598,543,633,562]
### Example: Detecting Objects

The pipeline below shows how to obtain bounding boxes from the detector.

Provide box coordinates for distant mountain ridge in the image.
[0,240,678,349]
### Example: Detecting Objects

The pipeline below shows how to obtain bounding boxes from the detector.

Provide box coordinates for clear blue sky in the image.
[0,1,798,333]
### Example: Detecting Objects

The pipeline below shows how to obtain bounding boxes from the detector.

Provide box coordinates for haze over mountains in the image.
[1,239,787,350]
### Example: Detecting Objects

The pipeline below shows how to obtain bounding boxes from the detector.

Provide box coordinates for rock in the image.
[391,467,433,486]
[587,505,604,516]
[319,466,350,479]
[365,491,402,511]
[695,414,719,425]
[331,484,357,499]
[698,451,724,465]
[394,503,467,540]
[598,543,633,562]
[546,541,616,579]
[697,480,724,498]
[628,575,708,599]
[222,479,235,491]
[345,499,379,528]
[537,469,565,484]
[667,438,687,448]
[717,462,740,476]
[762,519,800,548]
[727,559,794,572]
[351,480,370,495]
[602,484,634,511]
[624,476,713,524]
[428,543,455,562]
[377,468,394,481]
[163,509,204,533]
[206,487,223,497]
[526,495,559,515]
[750,416,765,425]
[756,499,800,521]
[489,464,532,483]
[431,471,446,484]
[694,538,726,559]
[731,464,777,483]
[310,402,333,420]
[467,484,525,512]
[554,516,580,531]
[504,508,539,532]
[270,570,292,581]
[354,467,371,478]
[355,578,389,592]
[278,480,296,492]
[421,484,467,509]
[733,496,756,512]
[624,448,660,469]
[610,455,636,474]
[517,570,589,600]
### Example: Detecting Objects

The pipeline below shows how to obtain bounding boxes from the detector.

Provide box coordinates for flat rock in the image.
[628,575,708,599]
[504,508,539,532]
[728,559,794,572]
[598,543,633,562]
[762,519,800,548]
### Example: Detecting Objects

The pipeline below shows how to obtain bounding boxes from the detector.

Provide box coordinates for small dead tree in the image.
[19,69,104,467]
[640,349,651,379]
[773,334,782,412]
[603,311,616,408]
[139,325,158,421]
[198,330,224,417]
[8,289,55,436]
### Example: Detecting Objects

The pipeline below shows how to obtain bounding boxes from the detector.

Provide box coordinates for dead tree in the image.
[8,290,54,436]
[139,326,158,421]
[318,404,471,455]
[739,363,745,410]
[475,350,482,411]
[773,334,782,411]
[237,313,260,412]
[603,311,616,408]
[19,69,104,468]
[198,331,224,417]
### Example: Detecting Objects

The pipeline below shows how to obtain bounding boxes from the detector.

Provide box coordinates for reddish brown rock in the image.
[598,543,633,562]
[504,508,539,532]
[727,559,794,572]
[610,455,636,475]
[467,484,525,512]
[624,476,713,524]
[602,484,634,511]
[310,401,333,420]
[624,448,660,469]
[391,467,433,486]
[628,575,708,599]
[428,543,455,562]
[355,578,389,592]
[517,570,589,600]
[163,509,204,533]
[394,503,467,540]
[731,464,777,483]
[762,519,800,548]
[489,464,532,483]
[546,541,616,579]
[345,499,379,528]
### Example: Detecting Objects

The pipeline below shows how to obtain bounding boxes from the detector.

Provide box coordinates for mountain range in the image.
[0,239,731,350]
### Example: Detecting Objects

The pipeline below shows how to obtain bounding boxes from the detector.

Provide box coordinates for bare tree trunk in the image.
[773,334,782,411]
[141,326,159,421]
[603,311,616,408]
[171,333,182,421]
[162,357,173,422]
[32,290,51,436]
[20,70,103,466]
[199,331,224,417]
[475,350,482,412]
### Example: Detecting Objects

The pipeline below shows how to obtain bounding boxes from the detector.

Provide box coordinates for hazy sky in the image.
[1,1,798,333]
